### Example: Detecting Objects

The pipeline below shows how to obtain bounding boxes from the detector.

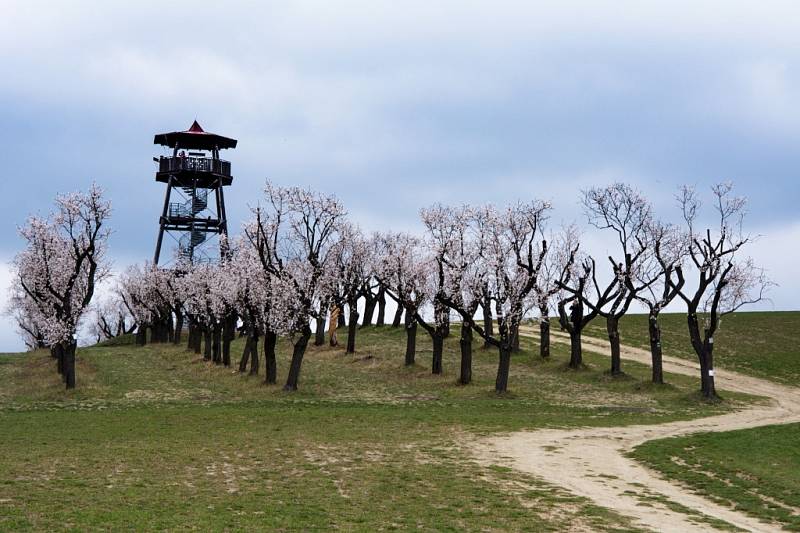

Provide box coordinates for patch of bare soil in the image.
[468,327,800,532]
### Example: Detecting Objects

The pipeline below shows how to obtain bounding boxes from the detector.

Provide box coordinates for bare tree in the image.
[581,183,652,376]
[632,220,687,383]
[556,253,619,370]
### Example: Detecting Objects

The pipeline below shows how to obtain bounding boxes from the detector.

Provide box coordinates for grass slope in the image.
[0,326,755,531]
[630,423,800,530]
[580,311,800,529]
[583,311,800,385]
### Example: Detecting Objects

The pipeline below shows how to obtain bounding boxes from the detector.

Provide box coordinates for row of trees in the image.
[8,181,769,398]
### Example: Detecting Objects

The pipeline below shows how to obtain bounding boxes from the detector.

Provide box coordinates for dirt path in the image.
[470,328,800,532]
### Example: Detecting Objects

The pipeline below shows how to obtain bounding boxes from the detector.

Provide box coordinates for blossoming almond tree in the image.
[373,231,433,367]
[420,204,483,384]
[382,225,449,375]
[668,183,772,399]
[528,224,580,359]
[116,265,152,346]
[226,234,278,382]
[438,201,551,392]
[178,262,230,363]
[116,264,177,346]
[247,182,345,391]
[88,295,136,343]
[330,223,372,354]
[4,286,49,350]
[11,184,111,389]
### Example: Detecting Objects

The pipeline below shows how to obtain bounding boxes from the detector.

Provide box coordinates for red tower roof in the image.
[154,121,237,150]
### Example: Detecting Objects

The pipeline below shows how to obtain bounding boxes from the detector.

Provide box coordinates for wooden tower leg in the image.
[216,179,230,259]
[153,176,173,265]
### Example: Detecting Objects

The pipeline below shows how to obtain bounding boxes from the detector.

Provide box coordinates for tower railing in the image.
[158,156,231,177]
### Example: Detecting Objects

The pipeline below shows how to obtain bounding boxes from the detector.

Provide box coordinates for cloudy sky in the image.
[1,1,799,351]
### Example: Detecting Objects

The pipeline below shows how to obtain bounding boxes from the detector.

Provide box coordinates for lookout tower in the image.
[152,121,237,265]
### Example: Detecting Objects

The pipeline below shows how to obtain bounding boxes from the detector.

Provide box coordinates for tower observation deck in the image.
[152,121,237,265]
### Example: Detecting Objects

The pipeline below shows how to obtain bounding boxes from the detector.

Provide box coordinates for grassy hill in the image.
[630,423,800,530]
[582,311,800,385]
[0,325,757,532]
[592,311,800,530]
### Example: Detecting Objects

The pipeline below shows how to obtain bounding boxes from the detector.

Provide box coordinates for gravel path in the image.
[469,328,800,532]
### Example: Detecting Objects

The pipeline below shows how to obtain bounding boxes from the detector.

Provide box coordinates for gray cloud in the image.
[1,1,799,349]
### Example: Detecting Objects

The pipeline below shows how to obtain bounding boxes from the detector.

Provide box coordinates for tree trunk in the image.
[346,304,359,354]
[607,316,622,376]
[136,326,147,346]
[264,330,277,385]
[511,322,520,352]
[161,318,170,342]
[392,304,403,328]
[483,295,493,349]
[568,329,582,368]
[459,323,472,385]
[222,315,235,367]
[238,336,251,373]
[539,317,550,359]
[193,325,202,354]
[648,312,663,384]
[173,311,184,345]
[284,326,311,391]
[338,308,346,329]
[361,294,376,328]
[53,343,64,376]
[376,287,387,326]
[63,340,77,390]
[431,334,443,375]
[702,330,717,399]
[187,324,195,351]
[151,319,163,343]
[687,313,718,399]
[314,313,326,346]
[249,333,260,376]
[495,345,512,392]
[212,322,222,365]
[203,328,212,361]
[404,311,416,366]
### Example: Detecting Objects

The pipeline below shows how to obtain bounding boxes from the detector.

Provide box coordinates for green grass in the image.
[630,423,800,531]
[0,325,755,531]
[624,487,743,531]
[582,311,800,385]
